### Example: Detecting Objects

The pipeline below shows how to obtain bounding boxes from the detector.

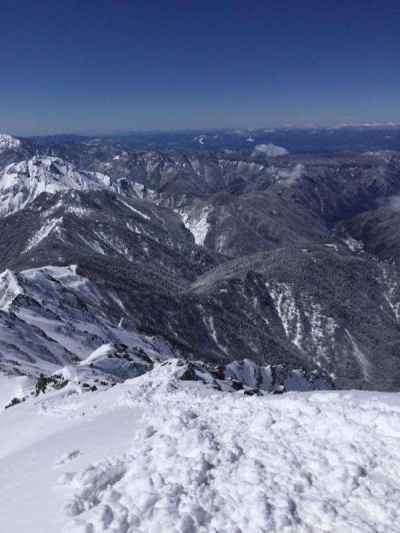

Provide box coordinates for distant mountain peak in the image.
[251,143,289,158]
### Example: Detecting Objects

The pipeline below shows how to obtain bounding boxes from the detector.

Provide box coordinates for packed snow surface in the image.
[1,361,400,532]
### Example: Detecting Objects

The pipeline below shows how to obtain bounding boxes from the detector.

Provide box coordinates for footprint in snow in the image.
[55,449,82,467]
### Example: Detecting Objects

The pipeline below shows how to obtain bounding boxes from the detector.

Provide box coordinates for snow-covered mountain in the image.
[0,265,173,377]
[0,261,332,406]
[0,156,116,216]
[0,134,21,153]
[251,142,289,158]
[0,137,400,390]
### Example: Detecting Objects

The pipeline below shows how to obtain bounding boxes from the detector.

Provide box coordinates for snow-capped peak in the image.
[0,134,21,153]
[251,143,289,158]
[0,156,112,217]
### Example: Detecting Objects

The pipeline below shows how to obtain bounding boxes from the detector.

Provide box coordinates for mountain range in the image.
[1,132,400,395]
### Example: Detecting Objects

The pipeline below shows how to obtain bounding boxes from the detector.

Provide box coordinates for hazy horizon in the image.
[3,120,400,139]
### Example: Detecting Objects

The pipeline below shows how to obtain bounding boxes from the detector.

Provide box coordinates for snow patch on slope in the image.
[118,198,151,220]
[267,283,338,366]
[380,263,400,322]
[268,282,303,349]
[25,216,64,252]
[346,331,373,381]
[179,206,211,246]
[0,269,23,310]
[277,163,304,186]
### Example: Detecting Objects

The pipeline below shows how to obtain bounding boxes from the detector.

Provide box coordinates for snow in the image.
[0,156,115,217]
[118,198,151,220]
[24,216,64,252]
[324,243,338,251]
[206,315,228,354]
[346,331,373,381]
[267,282,339,367]
[0,269,23,310]
[80,344,116,366]
[303,302,337,362]
[364,151,398,163]
[380,263,400,322]
[0,374,35,409]
[132,182,147,199]
[268,282,303,350]
[0,385,145,532]
[252,143,289,158]
[0,133,21,152]
[179,207,211,246]
[225,359,273,390]
[277,163,304,186]
[344,237,364,252]
[0,265,174,376]
[2,364,400,532]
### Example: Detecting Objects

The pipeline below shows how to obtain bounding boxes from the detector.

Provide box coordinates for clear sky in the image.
[1,0,399,134]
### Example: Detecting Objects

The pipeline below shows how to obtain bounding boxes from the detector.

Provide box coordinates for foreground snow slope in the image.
[1,362,400,533]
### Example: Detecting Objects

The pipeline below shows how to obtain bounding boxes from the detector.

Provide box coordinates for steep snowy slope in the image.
[0,265,173,377]
[1,365,399,532]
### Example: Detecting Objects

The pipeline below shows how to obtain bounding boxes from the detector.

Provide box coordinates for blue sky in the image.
[1,0,399,134]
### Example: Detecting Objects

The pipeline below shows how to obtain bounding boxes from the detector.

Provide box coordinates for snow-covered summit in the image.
[252,143,289,158]
[0,134,21,153]
[0,156,112,216]
[1,369,399,532]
